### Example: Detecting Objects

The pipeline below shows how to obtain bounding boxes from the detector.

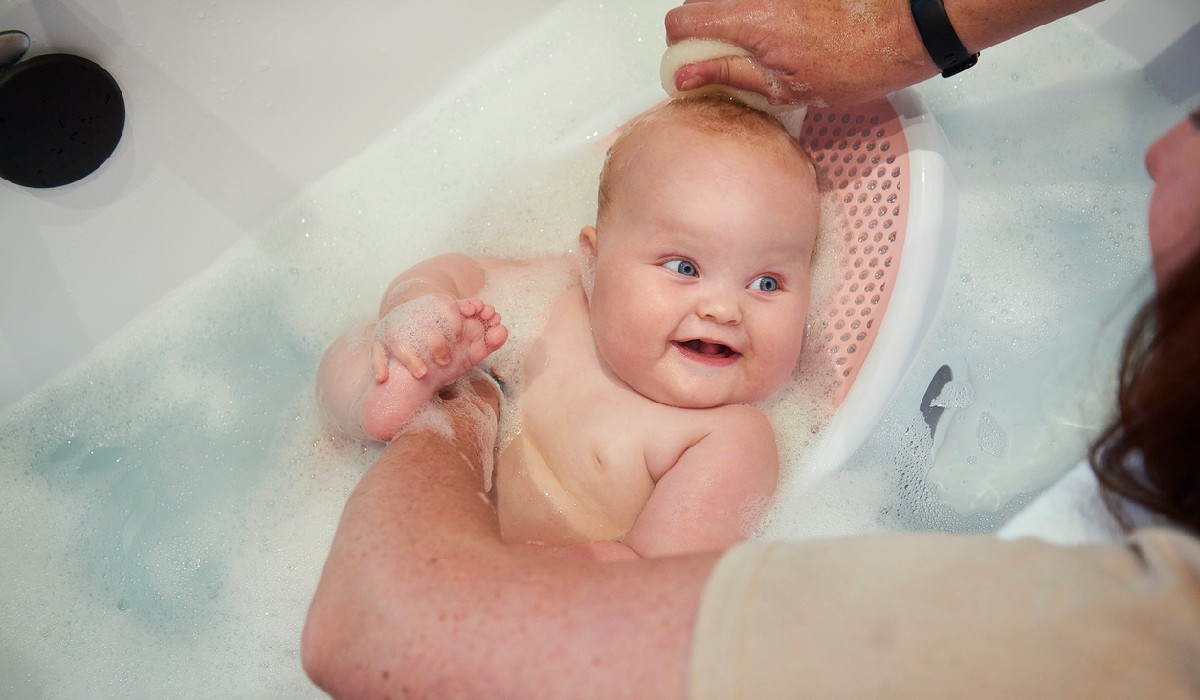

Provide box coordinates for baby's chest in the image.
[511,291,708,487]
[519,362,704,488]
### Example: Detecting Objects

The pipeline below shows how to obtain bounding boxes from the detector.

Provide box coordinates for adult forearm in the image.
[945,0,1102,55]
[302,428,503,698]
[303,389,720,699]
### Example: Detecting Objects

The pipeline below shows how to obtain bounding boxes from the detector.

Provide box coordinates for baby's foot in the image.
[358,299,507,441]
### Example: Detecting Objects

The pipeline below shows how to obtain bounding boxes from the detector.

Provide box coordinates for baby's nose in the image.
[696,290,741,324]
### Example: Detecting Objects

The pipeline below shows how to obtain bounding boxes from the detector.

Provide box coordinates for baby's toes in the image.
[457,298,485,319]
[484,323,508,352]
[454,317,495,366]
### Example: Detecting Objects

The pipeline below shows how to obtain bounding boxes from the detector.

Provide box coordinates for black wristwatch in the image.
[910,0,979,77]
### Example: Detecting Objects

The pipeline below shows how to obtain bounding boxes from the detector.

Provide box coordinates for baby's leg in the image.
[315,321,380,441]
[358,300,507,441]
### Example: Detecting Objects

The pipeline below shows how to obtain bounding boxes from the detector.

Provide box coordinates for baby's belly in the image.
[493,434,639,546]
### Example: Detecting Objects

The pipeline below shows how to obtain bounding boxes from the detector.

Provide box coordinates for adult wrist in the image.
[909,0,979,77]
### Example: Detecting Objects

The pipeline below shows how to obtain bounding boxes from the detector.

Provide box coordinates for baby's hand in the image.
[371,295,507,385]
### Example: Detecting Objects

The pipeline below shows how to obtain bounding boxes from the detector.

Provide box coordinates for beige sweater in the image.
[691,528,1200,699]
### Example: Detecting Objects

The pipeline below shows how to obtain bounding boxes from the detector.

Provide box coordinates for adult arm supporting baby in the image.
[302,376,721,700]
[302,374,1200,699]
[663,0,1102,108]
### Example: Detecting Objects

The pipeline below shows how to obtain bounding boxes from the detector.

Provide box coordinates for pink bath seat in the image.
[573,86,956,478]
[803,99,912,403]
[801,89,957,477]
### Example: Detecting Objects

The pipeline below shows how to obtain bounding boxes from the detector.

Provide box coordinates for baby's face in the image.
[582,123,819,408]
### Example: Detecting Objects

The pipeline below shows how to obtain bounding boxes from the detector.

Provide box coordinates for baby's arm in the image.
[620,406,779,558]
[316,253,508,442]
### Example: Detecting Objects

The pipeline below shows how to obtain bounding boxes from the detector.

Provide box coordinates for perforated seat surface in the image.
[801,99,911,404]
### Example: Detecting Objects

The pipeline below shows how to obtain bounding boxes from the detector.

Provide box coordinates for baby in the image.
[317,96,821,558]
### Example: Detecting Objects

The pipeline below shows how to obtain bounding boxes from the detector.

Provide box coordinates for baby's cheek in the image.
[761,332,805,378]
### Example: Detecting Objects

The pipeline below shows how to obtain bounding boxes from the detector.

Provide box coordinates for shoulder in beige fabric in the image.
[690,528,1200,699]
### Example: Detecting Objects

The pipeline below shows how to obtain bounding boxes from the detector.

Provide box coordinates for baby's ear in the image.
[578,225,598,254]
[578,226,598,299]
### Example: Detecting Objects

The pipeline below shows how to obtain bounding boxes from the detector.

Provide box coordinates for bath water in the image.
[0,0,1177,696]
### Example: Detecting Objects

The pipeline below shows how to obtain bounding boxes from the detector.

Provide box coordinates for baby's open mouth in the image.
[675,339,737,359]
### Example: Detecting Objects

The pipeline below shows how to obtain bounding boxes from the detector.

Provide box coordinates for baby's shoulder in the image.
[481,253,579,306]
[702,403,775,443]
[479,251,576,275]
[632,402,775,480]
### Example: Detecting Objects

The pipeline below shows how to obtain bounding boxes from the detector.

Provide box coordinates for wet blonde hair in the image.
[596,96,815,225]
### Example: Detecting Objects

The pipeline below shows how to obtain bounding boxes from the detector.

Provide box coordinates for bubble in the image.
[976,411,1009,459]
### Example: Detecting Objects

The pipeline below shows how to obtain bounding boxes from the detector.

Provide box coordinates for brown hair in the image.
[1090,243,1200,533]
[596,96,814,224]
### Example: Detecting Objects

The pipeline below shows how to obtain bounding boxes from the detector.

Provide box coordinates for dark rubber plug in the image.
[0,53,125,188]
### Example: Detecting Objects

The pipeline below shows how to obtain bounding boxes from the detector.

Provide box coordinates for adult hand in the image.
[664,0,936,108]
[664,0,1101,108]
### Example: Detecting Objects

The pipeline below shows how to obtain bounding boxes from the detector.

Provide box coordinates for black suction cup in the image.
[0,47,125,188]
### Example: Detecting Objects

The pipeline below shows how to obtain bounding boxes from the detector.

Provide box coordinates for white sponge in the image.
[661,38,807,139]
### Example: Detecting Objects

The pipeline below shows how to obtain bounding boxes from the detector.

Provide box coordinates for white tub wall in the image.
[2,0,1198,415]
[0,0,558,411]
[1076,0,1200,105]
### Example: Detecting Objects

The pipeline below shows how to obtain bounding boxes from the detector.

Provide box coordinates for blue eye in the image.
[664,259,698,277]
[749,275,780,292]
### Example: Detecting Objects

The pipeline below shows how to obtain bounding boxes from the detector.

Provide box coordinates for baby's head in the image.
[579,96,821,408]
[595,96,817,227]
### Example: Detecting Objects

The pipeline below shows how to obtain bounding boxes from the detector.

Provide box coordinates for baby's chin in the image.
[636,381,765,410]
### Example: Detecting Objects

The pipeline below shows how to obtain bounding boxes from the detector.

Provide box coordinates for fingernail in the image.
[678,74,703,92]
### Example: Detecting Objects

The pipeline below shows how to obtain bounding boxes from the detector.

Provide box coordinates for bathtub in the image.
[1,0,1196,696]
[0,0,560,409]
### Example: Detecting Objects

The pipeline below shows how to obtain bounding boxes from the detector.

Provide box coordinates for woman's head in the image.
[1091,112,1200,533]
[1144,111,1200,285]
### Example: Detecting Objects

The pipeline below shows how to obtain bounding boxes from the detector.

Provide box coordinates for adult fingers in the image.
[665,1,742,45]
[674,55,800,106]
[673,54,755,94]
